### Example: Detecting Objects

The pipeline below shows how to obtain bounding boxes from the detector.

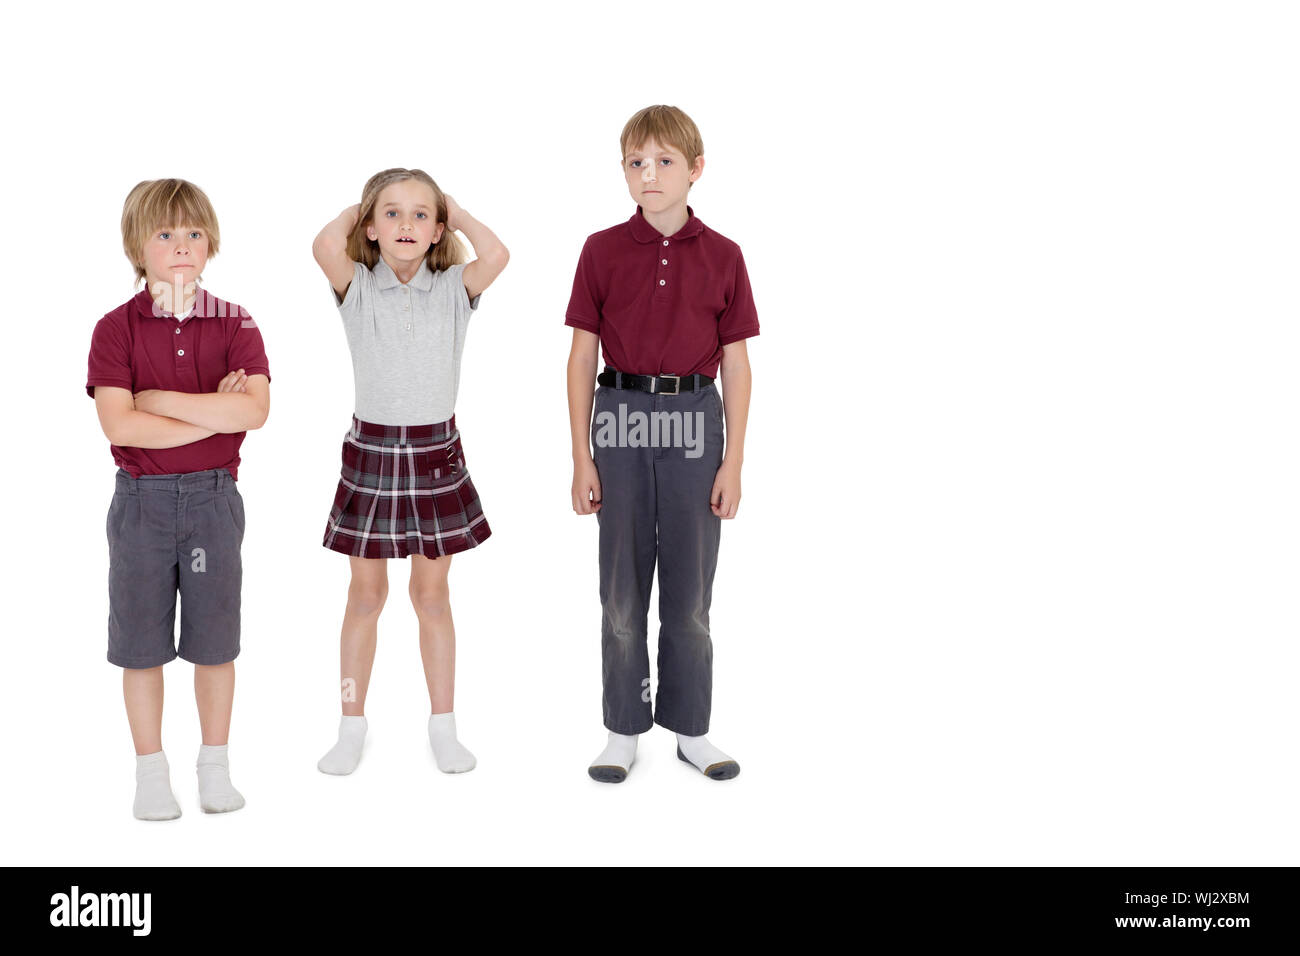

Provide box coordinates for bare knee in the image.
[409,583,450,621]
[347,581,388,618]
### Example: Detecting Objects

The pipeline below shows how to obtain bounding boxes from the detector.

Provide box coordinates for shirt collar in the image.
[373,255,435,292]
[627,204,704,244]
[131,284,209,321]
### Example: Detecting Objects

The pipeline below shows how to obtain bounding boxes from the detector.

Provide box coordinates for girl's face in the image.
[367,180,444,264]
[623,137,702,212]
[141,222,210,294]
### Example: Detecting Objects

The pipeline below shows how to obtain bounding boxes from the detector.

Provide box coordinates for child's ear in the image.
[433,223,445,244]
[366,224,377,241]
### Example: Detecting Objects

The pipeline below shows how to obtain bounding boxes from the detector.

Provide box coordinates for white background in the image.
[3,0,1296,866]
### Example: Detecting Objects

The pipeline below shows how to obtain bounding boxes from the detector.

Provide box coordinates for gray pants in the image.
[107,467,245,668]
[590,381,726,735]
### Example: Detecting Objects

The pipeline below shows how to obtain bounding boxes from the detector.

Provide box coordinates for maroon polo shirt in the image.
[565,205,760,378]
[85,286,271,480]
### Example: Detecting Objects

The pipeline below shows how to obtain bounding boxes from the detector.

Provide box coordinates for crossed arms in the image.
[93,371,270,449]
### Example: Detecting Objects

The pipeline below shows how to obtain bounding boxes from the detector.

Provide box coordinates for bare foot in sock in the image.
[196,744,246,812]
[318,715,368,775]
[588,732,638,783]
[428,713,476,773]
[676,733,740,780]
[134,751,181,821]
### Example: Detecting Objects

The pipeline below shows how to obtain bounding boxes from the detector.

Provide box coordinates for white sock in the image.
[133,750,181,821]
[676,733,741,780]
[428,712,476,773]
[588,732,638,783]
[196,744,246,812]
[318,715,368,775]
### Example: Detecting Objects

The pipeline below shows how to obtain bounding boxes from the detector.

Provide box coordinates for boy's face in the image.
[623,137,703,212]
[367,180,444,265]
[141,223,209,292]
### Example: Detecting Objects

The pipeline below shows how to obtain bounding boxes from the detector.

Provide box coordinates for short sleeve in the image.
[85,314,133,398]
[227,308,272,383]
[717,249,760,346]
[444,261,482,314]
[564,238,602,335]
[332,260,371,323]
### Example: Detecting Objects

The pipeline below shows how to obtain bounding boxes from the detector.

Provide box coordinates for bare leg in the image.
[123,666,180,819]
[318,557,387,775]
[193,661,245,812]
[194,661,234,745]
[123,666,164,755]
[409,552,454,713]
[411,553,475,773]
[342,556,389,715]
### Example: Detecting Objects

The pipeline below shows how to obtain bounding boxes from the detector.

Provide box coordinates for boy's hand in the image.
[710,460,742,519]
[217,369,248,393]
[572,458,602,515]
[134,370,246,413]
[443,193,465,233]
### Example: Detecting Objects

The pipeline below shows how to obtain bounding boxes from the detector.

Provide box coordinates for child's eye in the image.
[416,212,427,219]
[189,231,201,239]
[386,210,397,217]
[660,158,672,166]
[159,232,171,240]
[629,160,641,168]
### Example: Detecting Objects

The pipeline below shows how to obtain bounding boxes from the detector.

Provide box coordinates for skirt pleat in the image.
[322,414,491,559]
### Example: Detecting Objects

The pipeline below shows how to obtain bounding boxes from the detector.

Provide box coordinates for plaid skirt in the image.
[322,415,491,559]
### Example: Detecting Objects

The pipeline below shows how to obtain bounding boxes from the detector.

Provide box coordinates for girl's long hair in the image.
[347,168,468,272]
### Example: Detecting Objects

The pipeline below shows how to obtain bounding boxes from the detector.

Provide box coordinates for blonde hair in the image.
[121,179,220,285]
[348,168,468,272]
[620,105,704,189]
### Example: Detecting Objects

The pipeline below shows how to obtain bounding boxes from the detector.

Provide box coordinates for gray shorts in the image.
[106,467,245,668]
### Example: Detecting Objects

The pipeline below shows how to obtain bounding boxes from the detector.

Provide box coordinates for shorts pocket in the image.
[225,491,246,536]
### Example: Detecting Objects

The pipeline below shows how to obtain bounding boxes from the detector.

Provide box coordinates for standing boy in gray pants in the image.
[565,105,759,782]
[87,179,271,819]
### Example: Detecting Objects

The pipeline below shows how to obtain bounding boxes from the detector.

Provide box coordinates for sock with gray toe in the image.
[675,733,740,780]
[588,732,638,783]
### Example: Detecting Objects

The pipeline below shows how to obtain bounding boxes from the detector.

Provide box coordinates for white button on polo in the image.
[659,279,666,286]
[174,328,181,334]
[663,240,669,246]
[661,259,668,265]
[405,323,411,330]
[177,349,184,356]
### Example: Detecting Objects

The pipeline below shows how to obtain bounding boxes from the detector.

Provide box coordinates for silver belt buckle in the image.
[658,374,680,395]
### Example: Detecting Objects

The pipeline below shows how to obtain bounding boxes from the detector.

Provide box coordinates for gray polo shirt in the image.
[332,257,482,425]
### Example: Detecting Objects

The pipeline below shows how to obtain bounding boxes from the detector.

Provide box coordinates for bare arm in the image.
[568,328,602,514]
[94,386,218,449]
[445,195,509,301]
[313,204,360,300]
[710,340,752,519]
[718,340,752,467]
[134,373,269,433]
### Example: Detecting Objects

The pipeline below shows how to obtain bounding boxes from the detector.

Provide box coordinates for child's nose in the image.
[642,165,657,182]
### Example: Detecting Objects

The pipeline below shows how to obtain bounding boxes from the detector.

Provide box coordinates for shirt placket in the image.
[655,237,671,299]
[172,316,196,382]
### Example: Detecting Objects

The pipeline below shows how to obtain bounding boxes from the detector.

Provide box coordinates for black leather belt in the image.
[597,367,712,395]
